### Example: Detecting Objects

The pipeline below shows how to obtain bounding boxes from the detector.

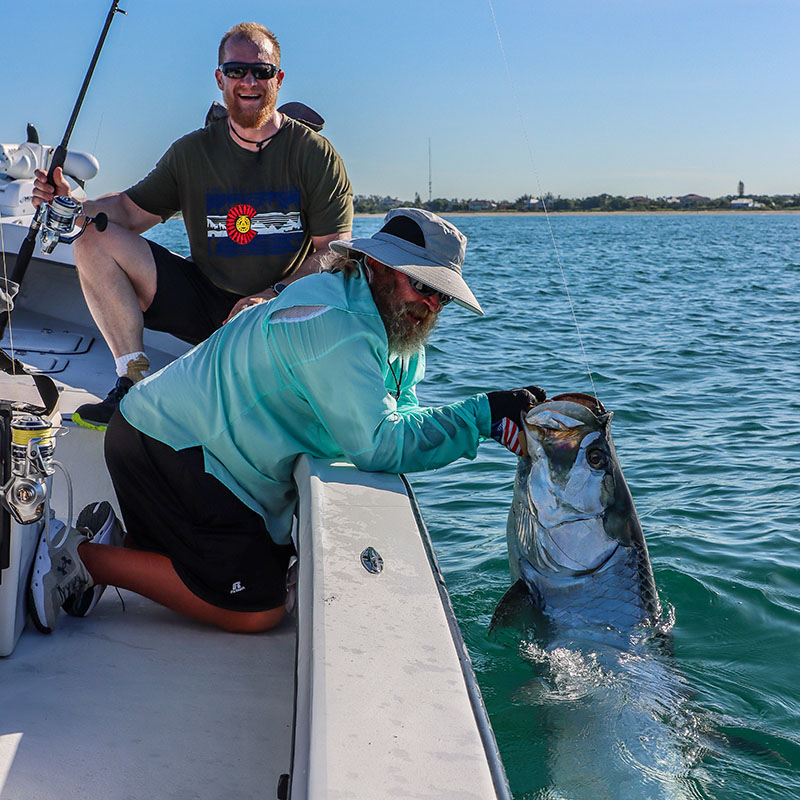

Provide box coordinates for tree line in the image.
[353,192,800,214]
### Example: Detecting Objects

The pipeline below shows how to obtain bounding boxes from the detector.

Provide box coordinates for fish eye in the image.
[586,448,608,470]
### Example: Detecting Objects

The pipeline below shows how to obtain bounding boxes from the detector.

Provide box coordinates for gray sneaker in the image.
[28,521,93,634]
[63,501,125,618]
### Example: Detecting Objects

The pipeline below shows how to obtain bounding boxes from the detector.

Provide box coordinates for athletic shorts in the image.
[142,240,243,345]
[104,411,293,612]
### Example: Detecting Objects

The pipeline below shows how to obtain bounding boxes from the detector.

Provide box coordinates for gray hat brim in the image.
[330,237,484,316]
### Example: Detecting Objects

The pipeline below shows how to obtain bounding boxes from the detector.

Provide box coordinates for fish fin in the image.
[711,727,793,767]
[489,579,540,637]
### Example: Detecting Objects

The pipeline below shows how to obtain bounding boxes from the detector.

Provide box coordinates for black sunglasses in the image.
[362,255,452,306]
[409,277,452,305]
[220,61,280,80]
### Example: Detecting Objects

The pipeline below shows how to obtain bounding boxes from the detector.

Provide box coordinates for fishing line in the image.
[0,210,16,368]
[92,108,106,156]
[487,0,599,402]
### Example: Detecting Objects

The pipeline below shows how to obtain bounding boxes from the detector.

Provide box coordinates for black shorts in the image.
[104,411,293,612]
[142,240,243,345]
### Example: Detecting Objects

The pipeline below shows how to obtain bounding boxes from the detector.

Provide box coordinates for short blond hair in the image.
[218,23,281,65]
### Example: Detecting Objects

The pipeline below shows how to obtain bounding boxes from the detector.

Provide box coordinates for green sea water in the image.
[149,213,800,799]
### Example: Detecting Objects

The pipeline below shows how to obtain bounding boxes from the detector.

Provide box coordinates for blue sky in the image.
[4,1,798,202]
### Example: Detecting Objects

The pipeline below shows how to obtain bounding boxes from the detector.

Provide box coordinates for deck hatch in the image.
[0,328,92,355]
[0,354,68,374]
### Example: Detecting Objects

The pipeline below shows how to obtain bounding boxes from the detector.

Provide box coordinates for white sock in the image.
[115,352,150,382]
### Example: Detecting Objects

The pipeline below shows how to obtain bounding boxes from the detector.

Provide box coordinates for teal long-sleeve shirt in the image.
[121,268,491,545]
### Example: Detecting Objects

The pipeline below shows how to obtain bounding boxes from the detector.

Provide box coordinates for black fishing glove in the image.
[487,386,546,454]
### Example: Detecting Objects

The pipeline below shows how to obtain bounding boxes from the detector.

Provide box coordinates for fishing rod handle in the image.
[44,145,68,187]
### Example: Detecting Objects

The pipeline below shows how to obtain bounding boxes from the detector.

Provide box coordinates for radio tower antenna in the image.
[428,137,432,203]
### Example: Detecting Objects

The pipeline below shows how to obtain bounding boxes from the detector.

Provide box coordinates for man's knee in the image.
[219,606,285,633]
[73,224,111,269]
[73,224,157,305]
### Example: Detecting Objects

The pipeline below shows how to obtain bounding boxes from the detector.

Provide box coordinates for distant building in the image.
[468,199,496,211]
[679,194,711,207]
[378,196,402,210]
[730,197,763,209]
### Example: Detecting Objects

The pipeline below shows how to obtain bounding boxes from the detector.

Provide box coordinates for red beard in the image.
[225,85,277,130]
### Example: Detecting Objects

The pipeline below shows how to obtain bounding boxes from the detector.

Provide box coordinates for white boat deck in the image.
[2,593,296,799]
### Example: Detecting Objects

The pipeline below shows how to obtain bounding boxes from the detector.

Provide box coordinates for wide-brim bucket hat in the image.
[330,208,484,315]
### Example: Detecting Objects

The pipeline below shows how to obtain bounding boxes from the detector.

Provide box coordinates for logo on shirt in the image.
[226,204,257,245]
[206,189,305,257]
[230,581,246,594]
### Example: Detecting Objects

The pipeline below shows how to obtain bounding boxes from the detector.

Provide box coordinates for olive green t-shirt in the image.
[126,117,353,295]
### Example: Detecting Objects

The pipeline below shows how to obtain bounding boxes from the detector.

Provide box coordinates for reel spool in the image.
[1,413,57,525]
[37,195,107,254]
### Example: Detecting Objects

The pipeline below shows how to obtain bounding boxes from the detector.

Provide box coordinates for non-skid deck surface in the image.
[1,593,295,799]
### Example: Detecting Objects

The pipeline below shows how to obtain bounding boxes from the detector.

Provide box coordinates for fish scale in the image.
[518,531,650,631]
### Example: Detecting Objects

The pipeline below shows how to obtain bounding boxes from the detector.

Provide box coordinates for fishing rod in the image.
[0,0,126,338]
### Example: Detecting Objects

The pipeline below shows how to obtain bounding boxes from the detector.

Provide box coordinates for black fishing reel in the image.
[37,195,108,255]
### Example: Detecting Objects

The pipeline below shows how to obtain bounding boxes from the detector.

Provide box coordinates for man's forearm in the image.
[82,193,160,234]
[274,231,352,289]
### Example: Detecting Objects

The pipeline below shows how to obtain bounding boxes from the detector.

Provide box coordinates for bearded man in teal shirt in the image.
[28,209,544,636]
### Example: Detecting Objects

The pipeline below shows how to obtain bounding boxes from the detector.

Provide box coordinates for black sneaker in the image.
[72,377,133,431]
[63,501,125,618]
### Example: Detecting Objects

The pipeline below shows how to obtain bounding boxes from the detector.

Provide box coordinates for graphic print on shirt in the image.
[206,188,305,258]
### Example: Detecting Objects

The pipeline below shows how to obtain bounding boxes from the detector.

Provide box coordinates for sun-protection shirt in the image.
[120,269,491,545]
[125,117,353,295]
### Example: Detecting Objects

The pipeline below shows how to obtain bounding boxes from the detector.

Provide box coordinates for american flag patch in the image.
[491,417,522,455]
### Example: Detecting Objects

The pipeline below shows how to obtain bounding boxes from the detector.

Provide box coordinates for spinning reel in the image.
[36,195,108,255]
[1,413,57,525]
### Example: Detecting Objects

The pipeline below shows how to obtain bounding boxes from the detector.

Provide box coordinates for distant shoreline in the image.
[355,209,800,218]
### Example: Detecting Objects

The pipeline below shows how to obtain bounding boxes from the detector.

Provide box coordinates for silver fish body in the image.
[505,393,661,631]
[497,397,713,800]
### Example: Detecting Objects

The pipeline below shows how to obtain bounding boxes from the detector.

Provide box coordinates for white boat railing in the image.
[291,456,511,800]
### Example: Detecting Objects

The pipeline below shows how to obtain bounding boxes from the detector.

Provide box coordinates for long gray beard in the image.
[382,302,437,357]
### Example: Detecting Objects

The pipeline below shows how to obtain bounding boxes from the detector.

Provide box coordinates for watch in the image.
[273,282,288,294]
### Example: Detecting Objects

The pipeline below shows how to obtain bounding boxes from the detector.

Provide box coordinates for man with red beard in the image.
[27,208,543,636]
[32,22,352,431]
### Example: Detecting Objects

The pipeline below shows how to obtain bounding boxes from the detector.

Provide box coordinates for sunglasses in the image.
[219,61,280,80]
[409,277,452,305]
[362,255,452,305]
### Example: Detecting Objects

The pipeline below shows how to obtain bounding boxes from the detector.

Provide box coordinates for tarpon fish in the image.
[492,395,720,799]
[498,392,661,632]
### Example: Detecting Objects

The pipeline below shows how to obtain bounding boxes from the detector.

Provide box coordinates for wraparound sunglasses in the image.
[408,277,453,306]
[220,61,280,80]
